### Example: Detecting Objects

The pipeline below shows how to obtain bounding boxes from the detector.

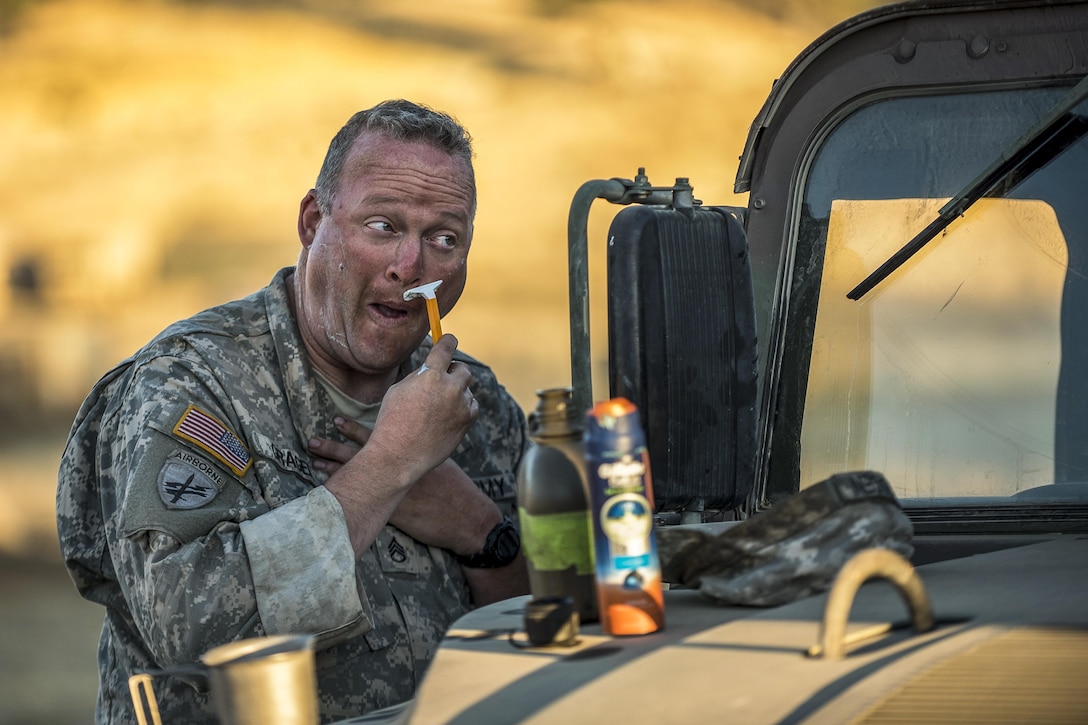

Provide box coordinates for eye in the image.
[429,233,457,250]
[366,220,394,233]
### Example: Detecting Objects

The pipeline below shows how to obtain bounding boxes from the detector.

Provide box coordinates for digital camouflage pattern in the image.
[56,267,528,724]
[656,471,914,606]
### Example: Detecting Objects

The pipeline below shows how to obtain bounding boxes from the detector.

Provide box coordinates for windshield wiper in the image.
[848,74,1088,301]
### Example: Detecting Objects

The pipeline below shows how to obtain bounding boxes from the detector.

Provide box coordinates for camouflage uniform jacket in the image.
[56,267,528,724]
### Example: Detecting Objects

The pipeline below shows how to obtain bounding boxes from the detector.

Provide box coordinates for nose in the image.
[387,236,424,286]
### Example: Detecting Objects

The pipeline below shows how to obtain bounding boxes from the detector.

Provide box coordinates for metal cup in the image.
[129,634,318,725]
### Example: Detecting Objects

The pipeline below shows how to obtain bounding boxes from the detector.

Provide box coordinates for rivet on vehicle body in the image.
[895,39,916,63]
[968,35,990,58]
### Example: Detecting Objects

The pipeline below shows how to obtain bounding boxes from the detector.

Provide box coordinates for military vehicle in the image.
[405,1,1088,722]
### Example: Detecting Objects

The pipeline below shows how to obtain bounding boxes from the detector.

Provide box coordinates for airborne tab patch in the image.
[173,405,252,477]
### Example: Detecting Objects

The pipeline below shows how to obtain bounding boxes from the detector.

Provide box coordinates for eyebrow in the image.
[360,195,470,225]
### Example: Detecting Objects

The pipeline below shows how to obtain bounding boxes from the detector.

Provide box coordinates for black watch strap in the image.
[457,516,520,569]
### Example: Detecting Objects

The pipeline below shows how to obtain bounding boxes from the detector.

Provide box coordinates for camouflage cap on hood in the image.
[656,471,914,607]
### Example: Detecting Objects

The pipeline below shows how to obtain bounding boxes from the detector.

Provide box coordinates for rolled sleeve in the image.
[241,486,371,641]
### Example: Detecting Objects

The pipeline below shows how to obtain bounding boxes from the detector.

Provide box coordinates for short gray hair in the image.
[313,100,475,215]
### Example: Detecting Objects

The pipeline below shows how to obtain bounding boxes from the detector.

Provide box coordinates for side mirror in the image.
[567,171,759,520]
[606,204,758,518]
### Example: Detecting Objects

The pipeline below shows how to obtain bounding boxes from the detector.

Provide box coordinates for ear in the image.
[298,190,322,249]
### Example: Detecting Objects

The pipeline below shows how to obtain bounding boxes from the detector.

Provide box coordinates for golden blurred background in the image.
[0,0,878,721]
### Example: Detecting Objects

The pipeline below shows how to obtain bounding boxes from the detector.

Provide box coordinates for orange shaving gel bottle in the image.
[584,397,665,636]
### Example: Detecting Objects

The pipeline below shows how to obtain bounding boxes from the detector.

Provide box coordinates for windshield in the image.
[794,85,1088,504]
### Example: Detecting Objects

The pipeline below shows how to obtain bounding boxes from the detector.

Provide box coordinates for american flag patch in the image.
[173,405,252,477]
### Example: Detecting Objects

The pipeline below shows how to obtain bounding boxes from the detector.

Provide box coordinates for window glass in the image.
[796,88,1088,501]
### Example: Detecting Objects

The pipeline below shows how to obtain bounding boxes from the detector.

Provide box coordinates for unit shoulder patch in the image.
[158,452,225,509]
[172,404,252,477]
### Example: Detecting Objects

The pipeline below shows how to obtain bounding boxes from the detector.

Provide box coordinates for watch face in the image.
[493,524,521,565]
[461,518,520,568]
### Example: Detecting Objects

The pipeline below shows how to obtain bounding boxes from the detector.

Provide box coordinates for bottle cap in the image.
[529,387,584,437]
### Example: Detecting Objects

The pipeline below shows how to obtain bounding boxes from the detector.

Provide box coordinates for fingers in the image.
[422,334,459,375]
[333,416,372,445]
[311,457,343,474]
[308,435,358,461]
[463,386,479,420]
[418,335,473,390]
[308,436,360,475]
[309,418,370,472]
[415,334,475,415]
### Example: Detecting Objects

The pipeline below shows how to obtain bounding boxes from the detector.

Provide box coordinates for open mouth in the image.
[370,302,410,320]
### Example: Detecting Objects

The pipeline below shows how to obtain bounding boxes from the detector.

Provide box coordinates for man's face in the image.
[295,133,475,378]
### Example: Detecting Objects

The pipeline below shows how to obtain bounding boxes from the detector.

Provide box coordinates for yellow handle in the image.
[128,673,164,725]
[425,297,443,341]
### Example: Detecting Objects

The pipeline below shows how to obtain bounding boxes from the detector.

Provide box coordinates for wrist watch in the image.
[457,516,520,569]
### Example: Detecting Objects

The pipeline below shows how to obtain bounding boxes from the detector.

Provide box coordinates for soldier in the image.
[57,99,530,724]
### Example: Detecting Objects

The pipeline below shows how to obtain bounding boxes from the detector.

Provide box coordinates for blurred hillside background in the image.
[0,0,881,721]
